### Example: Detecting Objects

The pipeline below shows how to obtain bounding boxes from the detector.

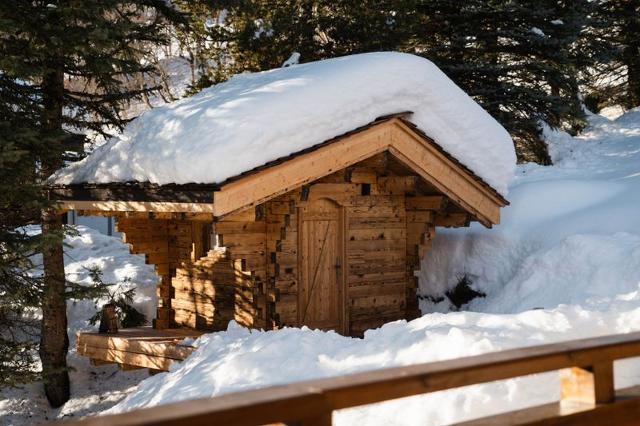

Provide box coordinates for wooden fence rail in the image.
[64,331,640,426]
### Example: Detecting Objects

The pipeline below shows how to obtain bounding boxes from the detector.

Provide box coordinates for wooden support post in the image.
[560,361,615,405]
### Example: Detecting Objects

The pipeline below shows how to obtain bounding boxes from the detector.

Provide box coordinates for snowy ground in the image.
[0,226,158,425]
[2,107,640,425]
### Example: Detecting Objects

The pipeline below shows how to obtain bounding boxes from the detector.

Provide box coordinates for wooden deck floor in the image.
[77,327,204,371]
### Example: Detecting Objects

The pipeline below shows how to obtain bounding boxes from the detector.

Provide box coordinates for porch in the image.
[76,327,204,372]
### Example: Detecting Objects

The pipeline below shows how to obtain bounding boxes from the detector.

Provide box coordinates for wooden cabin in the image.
[54,113,508,368]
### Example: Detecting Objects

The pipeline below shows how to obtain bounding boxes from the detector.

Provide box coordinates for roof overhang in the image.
[51,115,508,227]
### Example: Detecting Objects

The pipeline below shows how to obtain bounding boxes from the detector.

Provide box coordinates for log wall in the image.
[116,153,459,335]
[259,153,441,336]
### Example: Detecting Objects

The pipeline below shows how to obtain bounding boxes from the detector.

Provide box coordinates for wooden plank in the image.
[348,216,406,229]
[405,195,447,211]
[348,204,405,218]
[213,124,392,217]
[79,345,176,371]
[376,176,418,194]
[348,195,404,207]
[347,239,405,252]
[347,228,406,241]
[406,210,435,223]
[348,271,407,285]
[219,208,257,222]
[214,221,267,235]
[307,183,360,202]
[457,386,640,425]
[349,168,378,184]
[560,362,615,405]
[77,334,199,360]
[93,211,214,221]
[434,212,470,227]
[58,200,215,213]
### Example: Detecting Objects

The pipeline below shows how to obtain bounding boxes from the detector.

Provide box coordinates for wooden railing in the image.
[66,332,640,426]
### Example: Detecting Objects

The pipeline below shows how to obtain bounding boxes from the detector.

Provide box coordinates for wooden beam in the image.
[389,120,502,226]
[213,124,392,217]
[74,210,214,221]
[376,176,418,194]
[76,328,203,371]
[49,183,217,203]
[405,195,448,211]
[434,212,470,227]
[560,362,615,405]
[458,385,640,425]
[57,200,215,213]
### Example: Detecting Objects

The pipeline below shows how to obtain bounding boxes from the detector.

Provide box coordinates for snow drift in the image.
[420,108,640,313]
[50,52,516,195]
[103,108,640,424]
[24,225,159,333]
[63,226,159,330]
[0,226,159,424]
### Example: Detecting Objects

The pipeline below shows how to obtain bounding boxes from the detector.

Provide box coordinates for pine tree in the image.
[584,0,640,110]
[0,74,45,387]
[0,0,184,406]
[172,1,414,84]
[411,0,591,163]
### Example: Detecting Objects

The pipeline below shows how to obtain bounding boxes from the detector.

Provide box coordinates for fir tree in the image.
[0,74,45,387]
[411,0,591,163]
[584,0,640,110]
[0,0,184,406]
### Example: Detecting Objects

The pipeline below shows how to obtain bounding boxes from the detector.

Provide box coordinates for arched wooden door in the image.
[298,197,346,333]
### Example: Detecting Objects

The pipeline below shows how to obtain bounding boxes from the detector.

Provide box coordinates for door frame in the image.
[297,196,348,335]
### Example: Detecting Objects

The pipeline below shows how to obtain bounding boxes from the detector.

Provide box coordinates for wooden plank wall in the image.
[118,218,213,329]
[265,193,299,328]
[344,156,412,336]
[214,208,268,329]
[117,218,172,328]
[115,210,271,333]
[115,153,458,335]
[262,153,436,336]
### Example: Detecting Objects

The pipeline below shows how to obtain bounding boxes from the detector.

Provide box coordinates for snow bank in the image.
[50,52,516,195]
[420,108,640,313]
[63,226,159,331]
[106,307,640,424]
[104,108,640,424]
[0,226,159,424]
[23,225,158,334]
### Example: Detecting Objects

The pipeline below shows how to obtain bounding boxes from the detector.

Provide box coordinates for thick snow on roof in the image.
[51,52,516,195]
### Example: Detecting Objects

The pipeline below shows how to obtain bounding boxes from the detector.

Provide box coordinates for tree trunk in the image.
[621,1,640,108]
[39,209,69,407]
[39,67,70,408]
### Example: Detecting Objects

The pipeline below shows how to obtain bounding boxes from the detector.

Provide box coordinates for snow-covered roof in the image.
[50,52,516,195]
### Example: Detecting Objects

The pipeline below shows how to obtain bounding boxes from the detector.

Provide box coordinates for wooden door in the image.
[298,198,345,333]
